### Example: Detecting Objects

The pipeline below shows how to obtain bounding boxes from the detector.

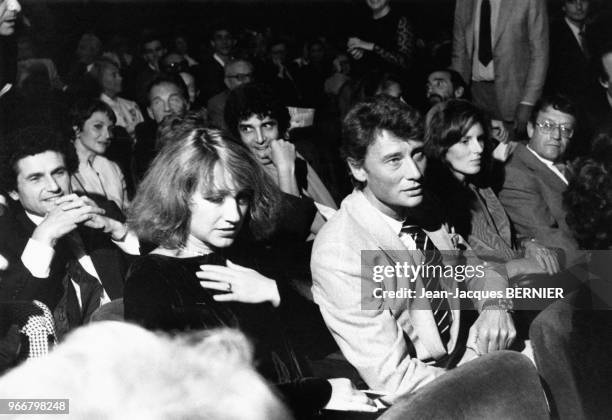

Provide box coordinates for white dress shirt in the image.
[526,145,568,185]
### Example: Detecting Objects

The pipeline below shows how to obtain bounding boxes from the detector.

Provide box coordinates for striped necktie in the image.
[400,224,452,346]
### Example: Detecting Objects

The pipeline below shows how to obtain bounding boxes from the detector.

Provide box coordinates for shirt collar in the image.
[25,210,45,226]
[526,144,556,167]
[564,17,584,36]
[360,192,404,235]
[213,53,226,67]
[100,93,116,104]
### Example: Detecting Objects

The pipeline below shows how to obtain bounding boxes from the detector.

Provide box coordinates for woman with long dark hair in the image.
[424,99,560,279]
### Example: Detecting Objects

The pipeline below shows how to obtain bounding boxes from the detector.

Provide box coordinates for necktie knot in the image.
[400,224,429,250]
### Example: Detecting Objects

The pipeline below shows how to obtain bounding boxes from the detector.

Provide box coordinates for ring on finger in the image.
[226,282,232,292]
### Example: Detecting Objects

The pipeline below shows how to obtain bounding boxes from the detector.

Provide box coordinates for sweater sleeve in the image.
[372,16,415,70]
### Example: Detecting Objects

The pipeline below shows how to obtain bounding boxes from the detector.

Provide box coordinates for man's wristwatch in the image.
[482,298,514,313]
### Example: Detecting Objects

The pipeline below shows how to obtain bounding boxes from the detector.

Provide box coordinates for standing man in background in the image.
[452,0,549,137]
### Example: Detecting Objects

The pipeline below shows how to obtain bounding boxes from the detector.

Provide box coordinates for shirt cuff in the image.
[21,238,55,278]
[112,230,140,255]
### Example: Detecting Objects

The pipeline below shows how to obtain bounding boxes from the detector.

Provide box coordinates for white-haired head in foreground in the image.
[0,321,292,420]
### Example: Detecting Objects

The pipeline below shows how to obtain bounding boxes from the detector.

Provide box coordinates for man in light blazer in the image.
[310,96,520,405]
[451,0,549,134]
[499,95,580,269]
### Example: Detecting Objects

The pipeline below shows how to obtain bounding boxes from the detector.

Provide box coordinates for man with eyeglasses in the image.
[207,59,253,130]
[499,94,580,268]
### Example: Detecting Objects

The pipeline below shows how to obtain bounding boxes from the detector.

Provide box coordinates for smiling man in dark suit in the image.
[0,126,139,338]
[499,95,580,268]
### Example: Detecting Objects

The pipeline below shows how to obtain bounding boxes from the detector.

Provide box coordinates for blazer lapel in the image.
[465,0,477,58]
[494,0,513,48]
[517,145,567,194]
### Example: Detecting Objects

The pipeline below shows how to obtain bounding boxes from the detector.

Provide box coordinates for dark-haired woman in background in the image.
[123,126,376,418]
[424,99,560,280]
[70,98,129,212]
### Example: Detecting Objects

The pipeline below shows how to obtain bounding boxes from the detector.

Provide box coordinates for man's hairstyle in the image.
[341,95,424,189]
[209,21,233,40]
[129,125,280,248]
[424,99,491,161]
[69,98,117,132]
[529,94,577,124]
[429,68,467,93]
[146,73,188,106]
[139,32,164,52]
[161,52,189,74]
[223,58,254,76]
[224,83,290,139]
[564,132,612,250]
[0,126,78,192]
[88,56,120,85]
[0,322,290,420]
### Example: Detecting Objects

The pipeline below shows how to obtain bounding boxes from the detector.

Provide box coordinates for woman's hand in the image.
[197,260,281,306]
[324,378,379,413]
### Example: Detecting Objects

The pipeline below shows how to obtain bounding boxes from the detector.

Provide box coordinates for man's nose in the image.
[8,0,21,13]
[402,156,424,180]
[45,175,61,193]
[255,128,265,144]
[551,125,562,139]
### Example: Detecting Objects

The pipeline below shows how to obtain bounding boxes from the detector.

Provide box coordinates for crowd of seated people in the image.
[2,0,612,418]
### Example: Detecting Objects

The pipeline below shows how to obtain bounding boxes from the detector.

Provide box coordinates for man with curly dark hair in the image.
[0,126,137,338]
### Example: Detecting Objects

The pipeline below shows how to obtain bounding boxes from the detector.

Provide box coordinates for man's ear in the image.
[147,107,154,120]
[8,190,19,202]
[347,158,367,183]
[599,76,610,90]
[454,86,465,99]
[527,121,535,139]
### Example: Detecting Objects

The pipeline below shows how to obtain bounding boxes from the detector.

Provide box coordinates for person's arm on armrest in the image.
[311,239,445,401]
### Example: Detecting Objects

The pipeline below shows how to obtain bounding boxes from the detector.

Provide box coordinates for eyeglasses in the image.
[535,120,574,138]
[225,73,253,82]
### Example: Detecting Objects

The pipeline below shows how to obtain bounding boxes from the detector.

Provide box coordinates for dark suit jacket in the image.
[198,55,225,102]
[206,89,229,130]
[547,18,593,103]
[499,144,579,267]
[0,200,128,313]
